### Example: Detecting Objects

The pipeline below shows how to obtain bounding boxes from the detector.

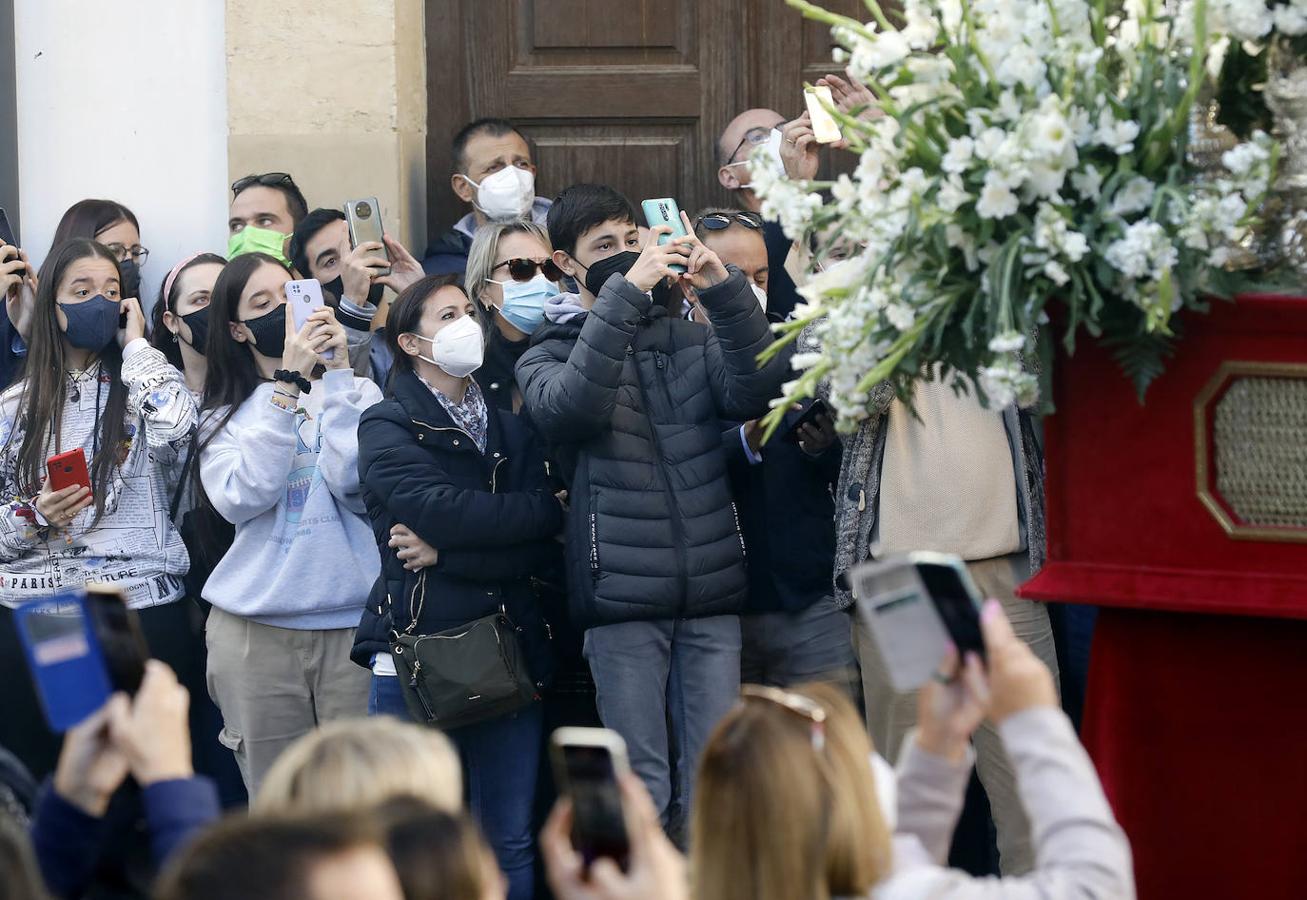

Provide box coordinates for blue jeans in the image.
[582,615,741,842]
[369,674,543,900]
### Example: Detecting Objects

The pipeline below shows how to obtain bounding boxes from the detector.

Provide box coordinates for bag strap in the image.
[169,429,199,522]
[404,570,427,636]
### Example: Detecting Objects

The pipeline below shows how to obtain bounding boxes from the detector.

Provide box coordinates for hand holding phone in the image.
[44,450,93,527]
[852,552,986,692]
[285,278,334,361]
[641,199,689,274]
[804,85,843,144]
[782,399,832,447]
[550,727,632,874]
[344,198,391,277]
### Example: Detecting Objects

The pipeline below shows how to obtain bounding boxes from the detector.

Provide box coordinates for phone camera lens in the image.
[355,202,372,219]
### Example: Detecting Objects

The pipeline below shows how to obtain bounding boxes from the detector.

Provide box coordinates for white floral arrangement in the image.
[753,0,1278,433]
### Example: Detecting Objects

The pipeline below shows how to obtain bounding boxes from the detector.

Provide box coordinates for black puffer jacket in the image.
[515,268,789,629]
[350,369,564,686]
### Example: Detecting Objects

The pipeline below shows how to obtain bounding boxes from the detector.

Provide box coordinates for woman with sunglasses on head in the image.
[0,238,197,778]
[353,274,564,900]
[197,251,382,793]
[462,221,563,413]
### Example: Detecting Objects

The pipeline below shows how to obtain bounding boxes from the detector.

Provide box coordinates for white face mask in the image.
[461,166,536,221]
[408,314,484,378]
[750,281,768,309]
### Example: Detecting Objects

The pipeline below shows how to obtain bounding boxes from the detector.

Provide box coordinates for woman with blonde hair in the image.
[254,718,462,815]
[692,681,891,900]
[683,602,1134,900]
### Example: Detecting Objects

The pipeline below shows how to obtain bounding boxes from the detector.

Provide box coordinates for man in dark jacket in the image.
[691,212,856,688]
[515,184,789,836]
[423,118,552,277]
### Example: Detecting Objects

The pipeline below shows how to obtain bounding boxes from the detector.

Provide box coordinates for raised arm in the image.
[121,340,199,447]
[197,400,298,525]
[700,269,791,421]
[516,275,651,442]
[315,369,383,513]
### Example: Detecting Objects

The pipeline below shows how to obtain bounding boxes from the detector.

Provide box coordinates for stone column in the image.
[225,0,427,256]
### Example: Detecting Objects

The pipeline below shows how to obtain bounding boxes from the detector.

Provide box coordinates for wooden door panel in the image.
[427,0,735,239]
[530,127,686,206]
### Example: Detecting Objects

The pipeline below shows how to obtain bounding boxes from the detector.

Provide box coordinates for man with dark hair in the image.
[690,208,854,690]
[287,208,425,382]
[227,172,310,266]
[516,183,790,838]
[423,117,551,276]
[155,813,403,900]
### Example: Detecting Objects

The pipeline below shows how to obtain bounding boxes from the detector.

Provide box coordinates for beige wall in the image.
[226,0,427,254]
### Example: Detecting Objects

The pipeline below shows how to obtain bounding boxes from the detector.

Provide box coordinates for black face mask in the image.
[322,275,384,309]
[240,303,287,359]
[180,307,210,350]
[579,250,641,298]
[118,258,142,300]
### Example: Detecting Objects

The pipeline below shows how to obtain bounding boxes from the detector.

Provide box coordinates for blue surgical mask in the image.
[59,294,122,350]
[488,272,558,335]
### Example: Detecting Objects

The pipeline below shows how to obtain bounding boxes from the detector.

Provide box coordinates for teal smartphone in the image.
[641,198,688,274]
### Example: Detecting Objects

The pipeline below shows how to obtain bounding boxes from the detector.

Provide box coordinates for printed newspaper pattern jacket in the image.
[0,342,197,608]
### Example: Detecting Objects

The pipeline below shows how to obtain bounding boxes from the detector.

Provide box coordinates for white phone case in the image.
[852,555,953,692]
[805,85,842,144]
[285,278,333,361]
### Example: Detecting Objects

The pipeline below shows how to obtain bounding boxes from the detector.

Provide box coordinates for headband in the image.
[162,252,206,309]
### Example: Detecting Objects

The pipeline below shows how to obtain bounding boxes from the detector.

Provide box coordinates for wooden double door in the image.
[424,0,864,238]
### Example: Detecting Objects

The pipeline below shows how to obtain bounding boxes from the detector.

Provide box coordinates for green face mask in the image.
[227,225,291,266]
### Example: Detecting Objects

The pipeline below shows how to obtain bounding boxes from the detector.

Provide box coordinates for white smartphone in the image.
[550,727,632,873]
[804,85,842,144]
[285,278,334,361]
[851,551,986,692]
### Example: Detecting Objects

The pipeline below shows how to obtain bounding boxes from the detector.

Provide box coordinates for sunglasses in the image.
[741,684,827,751]
[231,172,296,195]
[695,212,763,232]
[491,257,563,283]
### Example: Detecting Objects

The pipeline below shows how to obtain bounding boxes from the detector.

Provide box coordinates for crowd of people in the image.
[0,66,1132,900]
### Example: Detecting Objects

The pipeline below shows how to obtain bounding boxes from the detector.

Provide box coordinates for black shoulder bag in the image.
[390,570,538,731]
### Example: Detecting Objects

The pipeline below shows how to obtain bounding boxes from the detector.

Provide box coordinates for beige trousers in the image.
[205,605,370,794]
[854,552,1060,875]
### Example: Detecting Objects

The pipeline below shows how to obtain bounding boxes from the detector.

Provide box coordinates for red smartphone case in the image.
[47,449,91,493]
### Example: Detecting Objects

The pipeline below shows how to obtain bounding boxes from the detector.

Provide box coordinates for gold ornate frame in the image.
[1194,360,1307,543]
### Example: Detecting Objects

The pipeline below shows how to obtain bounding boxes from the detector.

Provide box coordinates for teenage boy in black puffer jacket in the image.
[515,184,789,837]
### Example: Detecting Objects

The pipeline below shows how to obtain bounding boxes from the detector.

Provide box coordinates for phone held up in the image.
[0,207,22,282]
[47,448,91,495]
[851,551,986,692]
[15,585,150,731]
[550,727,632,874]
[343,197,391,277]
[804,85,843,144]
[641,198,688,274]
[285,278,334,361]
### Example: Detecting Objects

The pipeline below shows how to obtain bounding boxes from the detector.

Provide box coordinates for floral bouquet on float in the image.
[753,0,1278,434]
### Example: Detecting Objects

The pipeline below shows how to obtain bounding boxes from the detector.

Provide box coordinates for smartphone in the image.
[783,398,831,444]
[804,85,842,144]
[15,591,115,731]
[0,208,21,281]
[84,585,149,695]
[851,551,986,692]
[640,198,688,274]
[343,197,391,277]
[550,727,632,873]
[47,449,91,494]
[285,278,334,361]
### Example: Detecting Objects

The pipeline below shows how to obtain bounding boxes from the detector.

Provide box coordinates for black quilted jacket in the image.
[515,268,789,628]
